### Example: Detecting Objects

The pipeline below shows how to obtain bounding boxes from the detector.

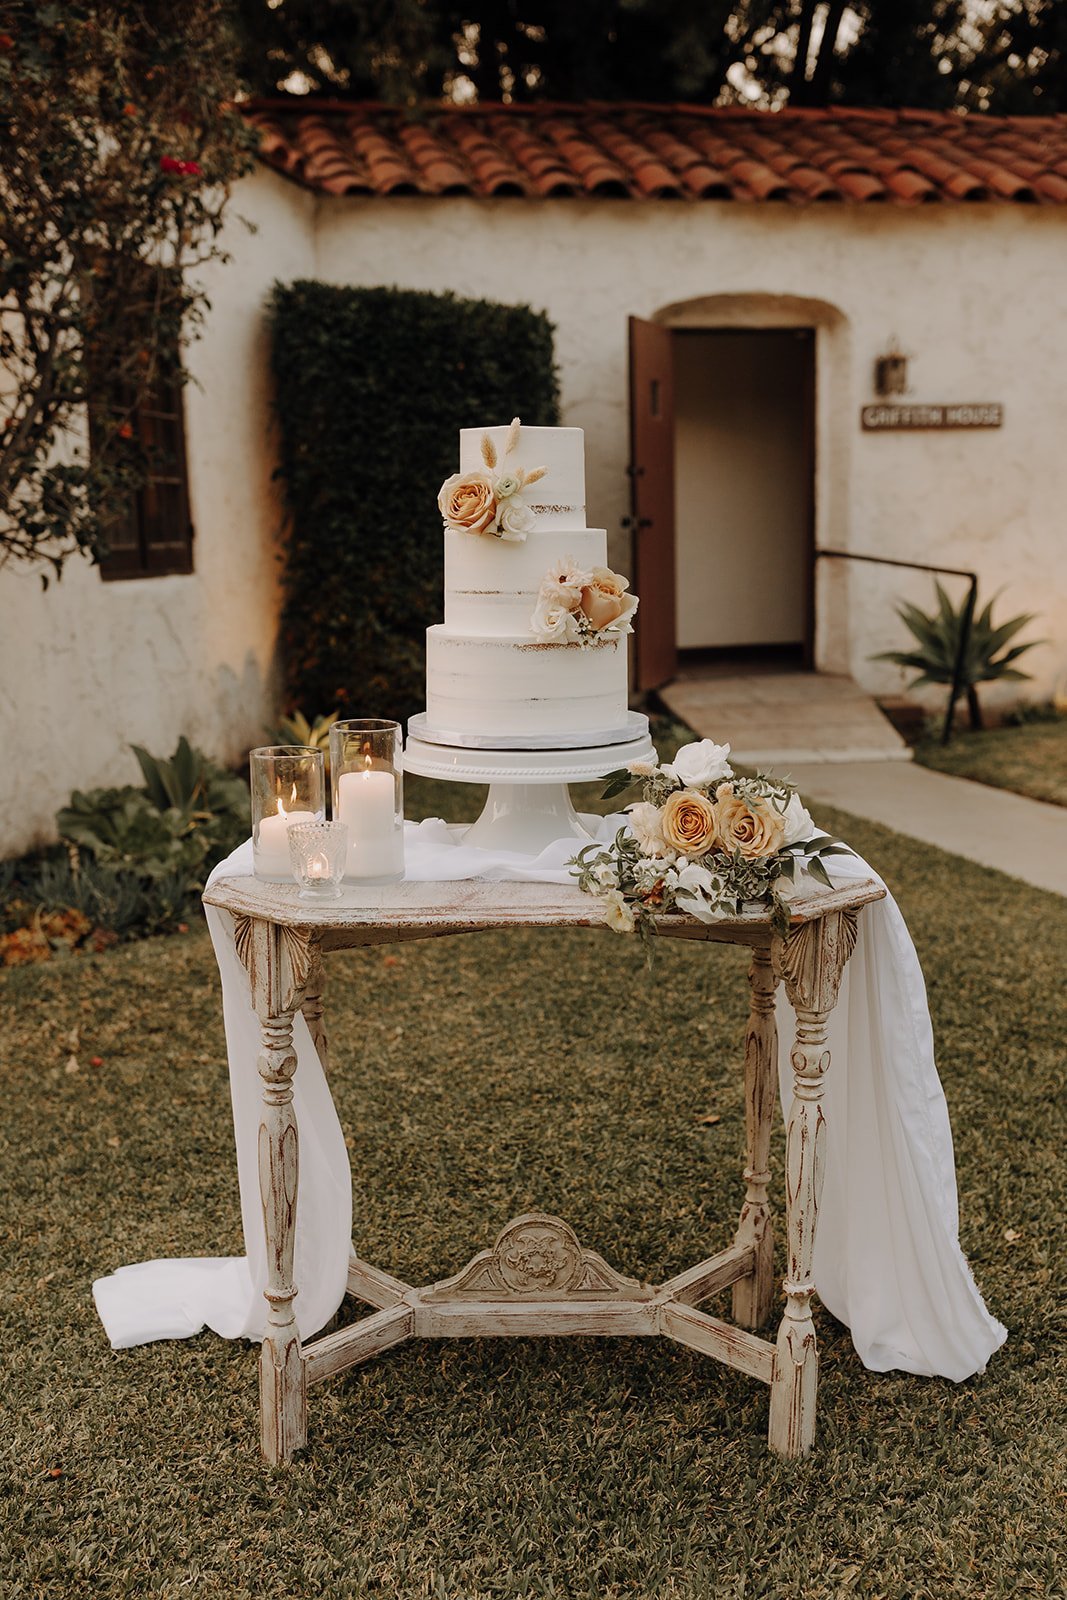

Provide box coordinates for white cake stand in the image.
[405,711,655,853]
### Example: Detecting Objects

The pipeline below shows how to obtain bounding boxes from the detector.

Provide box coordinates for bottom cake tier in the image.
[424,625,631,741]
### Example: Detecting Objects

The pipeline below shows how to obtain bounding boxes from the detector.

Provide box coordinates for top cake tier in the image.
[459,425,585,531]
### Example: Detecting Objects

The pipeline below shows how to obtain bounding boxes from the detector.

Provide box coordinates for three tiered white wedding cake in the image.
[422,420,639,745]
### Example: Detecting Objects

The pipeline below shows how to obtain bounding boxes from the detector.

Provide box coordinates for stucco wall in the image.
[314,196,1066,712]
[5,178,1065,856]
[0,168,314,855]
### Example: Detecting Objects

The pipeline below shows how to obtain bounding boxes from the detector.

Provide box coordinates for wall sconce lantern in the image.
[874,347,908,397]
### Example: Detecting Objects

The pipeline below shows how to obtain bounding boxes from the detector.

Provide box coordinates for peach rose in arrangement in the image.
[438,471,498,536]
[661,789,719,858]
[715,784,787,860]
[579,567,639,633]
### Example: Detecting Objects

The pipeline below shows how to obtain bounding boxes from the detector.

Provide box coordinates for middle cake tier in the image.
[443,525,609,634]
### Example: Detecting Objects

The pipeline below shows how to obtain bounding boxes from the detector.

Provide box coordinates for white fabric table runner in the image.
[94,819,1005,1382]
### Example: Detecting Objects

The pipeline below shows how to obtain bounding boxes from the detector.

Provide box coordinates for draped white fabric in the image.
[93,821,1005,1381]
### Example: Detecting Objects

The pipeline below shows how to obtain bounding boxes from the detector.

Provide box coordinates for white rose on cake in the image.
[663,739,733,789]
[530,596,582,642]
[498,498,535,541]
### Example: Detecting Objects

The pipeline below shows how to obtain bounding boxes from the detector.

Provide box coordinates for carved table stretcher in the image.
[202,872,885,1465]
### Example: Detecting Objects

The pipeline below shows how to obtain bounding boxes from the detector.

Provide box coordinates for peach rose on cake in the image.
[715,784,787,860]
[578,567,639,634]
[660,790,719,858]
[438,471,498,536]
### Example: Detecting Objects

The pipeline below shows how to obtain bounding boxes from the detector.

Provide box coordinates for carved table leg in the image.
[300,949,330,1076]
[768,909,858,1460]
[257,1007,306,1464]
[233,915,316,1465]
[732,945,778,1331]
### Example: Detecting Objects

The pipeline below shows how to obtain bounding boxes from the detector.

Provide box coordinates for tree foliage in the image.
[234,0,1065,113]
[0,2,256,577]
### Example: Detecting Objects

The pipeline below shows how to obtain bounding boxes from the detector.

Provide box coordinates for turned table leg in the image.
[231,915,317,1464]
[768,910,858,1459]
[300,949,330,1076]
[732,945,778,1331]
[257,1006,306,1464]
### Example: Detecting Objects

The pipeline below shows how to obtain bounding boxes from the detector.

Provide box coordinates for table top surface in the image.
[203,872,886,937]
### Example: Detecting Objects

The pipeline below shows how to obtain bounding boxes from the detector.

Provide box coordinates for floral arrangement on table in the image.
[438,416,546,543]
[572,739,852,941]
[530,557,639,647]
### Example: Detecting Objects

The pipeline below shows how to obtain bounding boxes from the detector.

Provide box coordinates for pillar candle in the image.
[254,805,315,879]
[336,767,403,880]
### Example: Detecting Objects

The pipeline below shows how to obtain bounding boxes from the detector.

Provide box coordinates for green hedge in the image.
[268,283,560,725]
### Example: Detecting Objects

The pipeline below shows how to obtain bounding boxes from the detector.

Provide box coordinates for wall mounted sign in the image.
[861,403,1003,431]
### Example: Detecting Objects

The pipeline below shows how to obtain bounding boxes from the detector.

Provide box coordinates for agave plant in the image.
[874,584,1042,731]
[266,711,339,772]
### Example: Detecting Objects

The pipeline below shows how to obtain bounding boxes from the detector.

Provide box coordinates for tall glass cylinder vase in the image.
[329,719,404,884]
[250,745,326,881]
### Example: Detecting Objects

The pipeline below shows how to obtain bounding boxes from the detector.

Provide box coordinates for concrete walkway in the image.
[659,669,1067,894]
[767,760,1067,896]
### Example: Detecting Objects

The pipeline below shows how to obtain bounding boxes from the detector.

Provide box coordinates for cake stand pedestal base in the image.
[465,783,591,853]
[404,719,656,855]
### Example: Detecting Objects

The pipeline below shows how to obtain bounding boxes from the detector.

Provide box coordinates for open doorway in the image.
[674,328,814,665]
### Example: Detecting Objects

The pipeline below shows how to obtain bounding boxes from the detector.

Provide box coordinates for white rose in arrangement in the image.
[627,801,671,858]
[494,473,522,500]
[781,791,816,847]
[498,498,535,540]
[602,889,636,934]
[665,739,733,789]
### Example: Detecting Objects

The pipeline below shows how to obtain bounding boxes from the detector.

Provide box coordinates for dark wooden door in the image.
[629,316,677,689]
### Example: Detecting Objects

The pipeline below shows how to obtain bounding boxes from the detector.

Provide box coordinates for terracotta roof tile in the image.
[242,101,1067,207]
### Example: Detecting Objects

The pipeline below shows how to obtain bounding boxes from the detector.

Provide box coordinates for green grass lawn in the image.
[2,766,1064,1599]
[913,716,1067,808]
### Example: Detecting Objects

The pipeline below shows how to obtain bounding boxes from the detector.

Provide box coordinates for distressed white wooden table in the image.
[203,871,885,1465]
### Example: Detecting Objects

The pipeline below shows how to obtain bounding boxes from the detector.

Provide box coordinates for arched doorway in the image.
[630,294,849,690]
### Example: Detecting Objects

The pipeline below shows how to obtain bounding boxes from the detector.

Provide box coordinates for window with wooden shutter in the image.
[96,366,194,581]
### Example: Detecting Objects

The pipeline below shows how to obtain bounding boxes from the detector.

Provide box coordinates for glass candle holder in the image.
[287,820,348,900]
[329,719,404,884]
[250,745,326,881]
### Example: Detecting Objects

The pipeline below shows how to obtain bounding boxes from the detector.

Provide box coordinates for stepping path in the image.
[660,670,1067,894]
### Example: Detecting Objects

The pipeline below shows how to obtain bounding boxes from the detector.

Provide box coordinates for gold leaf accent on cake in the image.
[504,416,521,456]
[481,434,497,469]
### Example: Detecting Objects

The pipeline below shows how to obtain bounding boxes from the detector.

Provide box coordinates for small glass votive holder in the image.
[329,718,404,885]
[287,821,348,901]
[250,745,326,882]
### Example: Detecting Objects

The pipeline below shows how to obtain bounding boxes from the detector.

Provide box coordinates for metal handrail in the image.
[814,549,978,746]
